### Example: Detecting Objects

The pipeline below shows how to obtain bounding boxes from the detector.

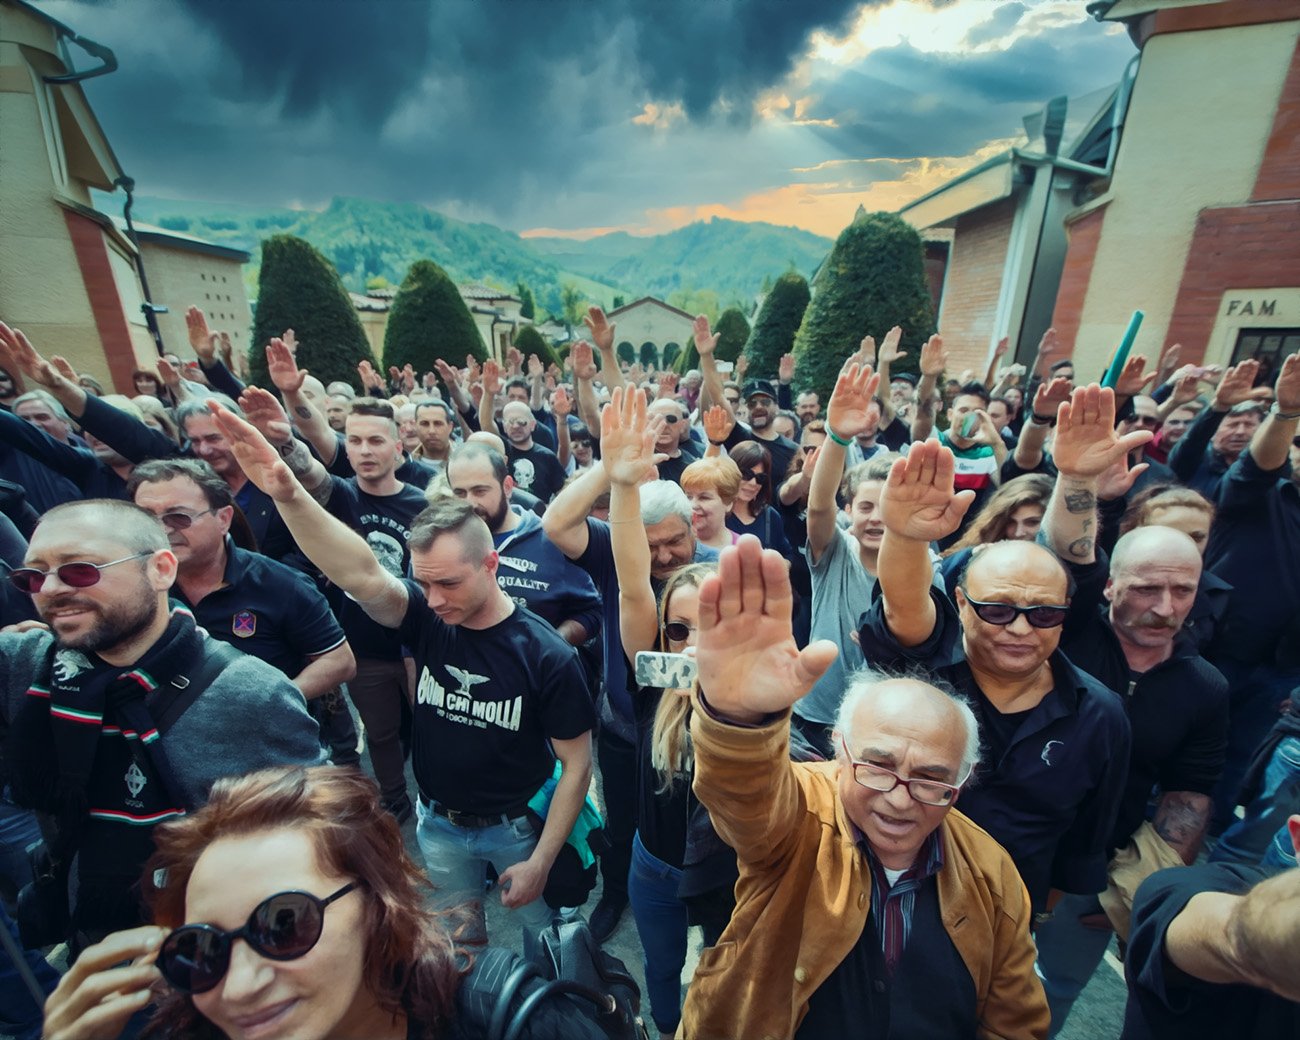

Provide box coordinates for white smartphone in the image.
[634,651,698,690]
[716,361,734,375]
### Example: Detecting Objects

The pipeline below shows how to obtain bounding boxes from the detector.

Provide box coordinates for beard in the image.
[41,591,160,657]
[473,491,511,533]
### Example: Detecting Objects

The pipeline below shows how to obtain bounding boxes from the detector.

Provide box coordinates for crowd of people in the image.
[0,302,1297,1040]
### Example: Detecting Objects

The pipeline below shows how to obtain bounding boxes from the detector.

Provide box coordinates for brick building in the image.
[900,0,1300,382]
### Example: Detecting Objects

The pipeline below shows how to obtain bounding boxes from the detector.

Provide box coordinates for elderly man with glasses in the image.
[857,385,1135,921]
[679,535,1048,1039]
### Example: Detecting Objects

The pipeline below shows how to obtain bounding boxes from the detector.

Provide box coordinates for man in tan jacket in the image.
[680,534,1048,1039]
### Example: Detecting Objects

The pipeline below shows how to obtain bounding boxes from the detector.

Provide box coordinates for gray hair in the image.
[12,389,69,422]
[639,479,692,528]
[834,668,981,782]
[176,395,242,429]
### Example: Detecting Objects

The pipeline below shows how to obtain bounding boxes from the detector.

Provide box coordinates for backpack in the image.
[454,920,649,1040]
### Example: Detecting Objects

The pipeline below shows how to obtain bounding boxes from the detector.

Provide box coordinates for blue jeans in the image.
[1033,891,1113,1037]
[1210,661,1300,833]
[1211,735,1300,866]
[0,899,57,1040]
[414,800,554,962]
[628,831,689,1035]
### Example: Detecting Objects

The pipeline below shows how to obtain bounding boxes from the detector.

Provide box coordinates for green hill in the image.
[125,195,831,319]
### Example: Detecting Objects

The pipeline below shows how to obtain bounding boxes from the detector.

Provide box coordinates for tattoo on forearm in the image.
[1064,489,1096,513]
[294,405,312,419]
[1154,792,1212,862]
[1066,537,1093,559]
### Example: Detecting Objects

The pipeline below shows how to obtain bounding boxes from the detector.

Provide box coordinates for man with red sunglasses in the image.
[0,499,324,947]
[858,385,1137,922]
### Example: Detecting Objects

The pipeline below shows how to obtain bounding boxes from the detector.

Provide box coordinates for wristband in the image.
[827,426,853,447]
[1030,412,1057,427]
[1272,403,1300,421]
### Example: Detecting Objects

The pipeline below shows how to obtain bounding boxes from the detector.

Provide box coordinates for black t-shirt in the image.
[1123,863,1298,1040]
[506,442,567,503]
[398,584,595,814]
[630,673,689,869]
[325,478,429,659]
[723,424,800,483]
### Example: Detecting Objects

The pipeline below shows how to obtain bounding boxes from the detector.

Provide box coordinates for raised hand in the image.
[465,355,482,382]
[282,328,298,355]
[693,315,719,358]
[238,386,293,446]
[357,359,384,393]
[184,306,217,363]
[506,346,524,376]
[993,335,1009,360]
[1115,355,1156,398]
[1097,454,1150,502]
[0,321,62,389]
[601,386,662,487]
[41,925,167,1040]
[527,353,544,379]
[879,440,976,543]
[155,357,183,392]
[434,357,461,389]
[266,337,307,394]
[702,404,735,444]
[1156,341,1182,385]
[1033,376,1073,418]
[658,371,679,397]
[570,340,598,381]
[1213,358,1271,410]
[583,307,615,352]
[482,359,502,397]
[877,326,906,365]
[778,352,796,383]
[1275,352,1300,413]
[969,409,1002,446]
[695,536,838,721]
[551,385,573,417]
[51,355,80,383]
[209,400,300,502]
[826,362,881,440]
[998,363,1026,386]
[1052,384,1152,478]
[401,363,416,392]
[733,355,749,380]
[219,331,235,366]
[1037,327,1063,361]
[918,334,948,377]
[1168,371,1201,406]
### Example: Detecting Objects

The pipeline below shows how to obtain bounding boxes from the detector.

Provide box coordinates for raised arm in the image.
[265,337,339,464]
[911,334,947,443]
[1249,352,1300,471]
[1030,326,1066,380]
[983,335,1010,390]
[701,405,734,460]
[541,462,609,561]
[1013,377,1072,471]
[551,386,573,469]
[877,441,975,646]
[434,358,477,439]
[602,387,663,660]
[185,307,245,400]
[693,315,730,418]
[238,386,332,496]
[0,321,88,418]
[477,359,503,439]
[1042,385,1151,565]
[583,308,625,391]
[569,341,604,434]
[875,326,905,426]
[809,362,881,562]
[208,402,408,626]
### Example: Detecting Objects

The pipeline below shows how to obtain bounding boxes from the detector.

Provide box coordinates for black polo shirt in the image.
[858,585,1131,913]
[171,541,345,678]
[1058,558,1228,854]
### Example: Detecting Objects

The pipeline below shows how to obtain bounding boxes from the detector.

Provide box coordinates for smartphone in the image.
[635,651,697,690]
[716,361,734,375]
[960,412,979,438]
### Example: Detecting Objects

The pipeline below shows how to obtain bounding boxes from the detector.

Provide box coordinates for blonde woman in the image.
[602,386,734,1040]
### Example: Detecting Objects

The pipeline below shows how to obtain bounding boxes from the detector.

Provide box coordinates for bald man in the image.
[1037,518,1228,1034]
[859,386,1135,920]
[497,400,566,503]
[681,536,1047,1039]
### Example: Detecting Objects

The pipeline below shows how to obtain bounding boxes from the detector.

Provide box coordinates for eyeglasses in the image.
[503,418,531,427]
[738,468,766,483]
[156,882,360,994]
[663,621,697,642]
[157,508,218,531]
[659,414,682,425]
[6,551,155,595]
[840,737,964,806]
[959,588,1069,629]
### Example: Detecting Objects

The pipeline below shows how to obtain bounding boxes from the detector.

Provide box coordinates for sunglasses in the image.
[738,468,766,483]
[659,414,682,425]
[157,508,218,531]
[840,737,964,807]
[157,882,359,995]
[663,621,697,642]
[960,589,1069,629]
[6,551,154,595]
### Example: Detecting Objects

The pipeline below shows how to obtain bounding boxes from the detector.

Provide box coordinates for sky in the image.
[41,0,1135,240]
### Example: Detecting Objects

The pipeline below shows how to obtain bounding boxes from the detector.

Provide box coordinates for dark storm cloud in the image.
[962,1,1027,48]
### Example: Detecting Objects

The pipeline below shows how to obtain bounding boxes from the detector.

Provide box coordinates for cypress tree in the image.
[382,259,486,375]
[513,324,561,370]
[793,212,933,404]
[743,271,810,379]
[713,307,751,364]
[249,235,375,388]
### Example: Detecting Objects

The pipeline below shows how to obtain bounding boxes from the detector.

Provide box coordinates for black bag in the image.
[456,920,649,1040]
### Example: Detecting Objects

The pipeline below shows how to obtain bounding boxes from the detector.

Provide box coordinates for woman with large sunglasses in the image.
[600,387,734,1040]
[723,440,794,562]
[41,766,606,1040]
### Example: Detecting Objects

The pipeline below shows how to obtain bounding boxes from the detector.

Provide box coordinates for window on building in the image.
[1231,327,1300,386]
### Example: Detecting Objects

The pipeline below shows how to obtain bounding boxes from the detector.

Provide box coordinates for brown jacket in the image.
[679,694,1049,1040]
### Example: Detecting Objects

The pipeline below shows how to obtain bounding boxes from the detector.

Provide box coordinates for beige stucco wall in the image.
[1071,19,1299,374]
[602,302,693,355]
[138,243,252,360]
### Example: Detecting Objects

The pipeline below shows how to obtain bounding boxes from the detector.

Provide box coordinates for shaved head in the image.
[962,539,1070,600]
[1111,525,1202,579]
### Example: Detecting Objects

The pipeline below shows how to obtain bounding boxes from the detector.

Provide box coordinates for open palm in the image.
[696,537,837,718]
[600,387,659,486]
[209,402,299,502]
[1053,385,1150,478]
[879,441,975,542]
[826,362,880,439]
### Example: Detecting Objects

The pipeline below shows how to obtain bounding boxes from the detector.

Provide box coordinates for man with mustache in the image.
[1035,458,1228,1035]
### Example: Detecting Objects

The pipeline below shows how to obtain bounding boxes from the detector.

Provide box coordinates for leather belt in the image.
[418,794,530,829]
